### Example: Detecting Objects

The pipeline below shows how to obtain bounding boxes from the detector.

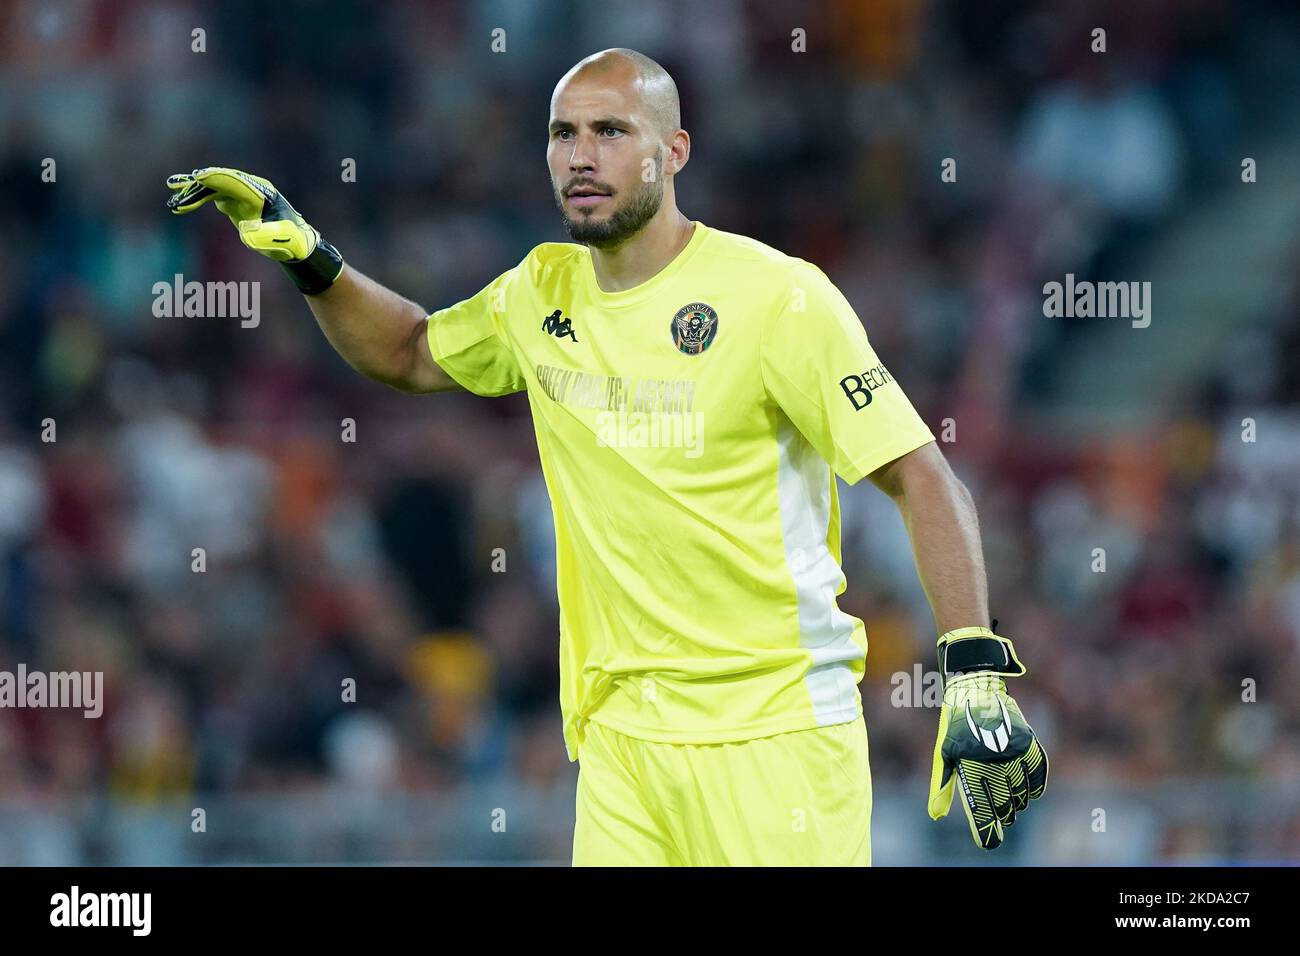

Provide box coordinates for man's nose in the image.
[567,135,597,171]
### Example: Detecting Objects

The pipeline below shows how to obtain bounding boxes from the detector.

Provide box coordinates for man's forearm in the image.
[165,167,458,393]
[896,471,990,636]
[303,264,438,390]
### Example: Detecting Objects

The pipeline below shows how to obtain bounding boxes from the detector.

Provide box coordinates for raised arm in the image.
[165,166,460,394]
[303,264,458,394]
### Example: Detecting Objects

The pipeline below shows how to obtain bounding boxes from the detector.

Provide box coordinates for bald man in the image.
[167,48,1046,865]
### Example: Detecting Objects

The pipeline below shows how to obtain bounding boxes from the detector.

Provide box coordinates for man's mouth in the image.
[567,186,611,209]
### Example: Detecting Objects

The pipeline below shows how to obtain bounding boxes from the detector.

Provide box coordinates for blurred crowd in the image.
[1,0,1298,862]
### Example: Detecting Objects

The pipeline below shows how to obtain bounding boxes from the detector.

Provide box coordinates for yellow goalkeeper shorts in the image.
[572,715,871,866]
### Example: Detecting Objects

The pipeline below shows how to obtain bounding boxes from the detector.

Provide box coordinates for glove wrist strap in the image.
[281,235,344,295]
[938,625,1027,677]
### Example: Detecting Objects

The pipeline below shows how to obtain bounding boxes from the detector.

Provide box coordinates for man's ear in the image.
[668,129,690,175]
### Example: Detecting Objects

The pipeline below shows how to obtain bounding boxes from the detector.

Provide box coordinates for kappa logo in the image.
[965,697,1012,752]
[542,308,579,342]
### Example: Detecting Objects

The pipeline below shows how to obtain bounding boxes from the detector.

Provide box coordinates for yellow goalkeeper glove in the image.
[927,623,1049,850]
[165,166,344,295]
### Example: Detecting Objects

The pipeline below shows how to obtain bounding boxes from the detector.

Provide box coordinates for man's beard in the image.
[554,170,664,249]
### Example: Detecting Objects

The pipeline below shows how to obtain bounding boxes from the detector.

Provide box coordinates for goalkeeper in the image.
[166,47,1046,863]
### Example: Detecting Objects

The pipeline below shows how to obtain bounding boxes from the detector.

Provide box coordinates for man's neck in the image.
[589,209,695,293]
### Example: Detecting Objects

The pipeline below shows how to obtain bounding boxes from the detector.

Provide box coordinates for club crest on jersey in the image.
[671,302,718,355]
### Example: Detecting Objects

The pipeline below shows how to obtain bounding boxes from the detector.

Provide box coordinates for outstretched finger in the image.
[165,180,216,213]
[193,168,272,204]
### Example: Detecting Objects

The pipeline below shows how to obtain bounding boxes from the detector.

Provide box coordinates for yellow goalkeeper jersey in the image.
[426,221,935,761]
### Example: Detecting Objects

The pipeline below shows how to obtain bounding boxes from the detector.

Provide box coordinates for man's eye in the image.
[599,127,622,137]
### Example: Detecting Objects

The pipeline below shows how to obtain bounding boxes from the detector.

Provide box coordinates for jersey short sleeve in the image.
[760,260,935,484]
[425,257,529,397]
